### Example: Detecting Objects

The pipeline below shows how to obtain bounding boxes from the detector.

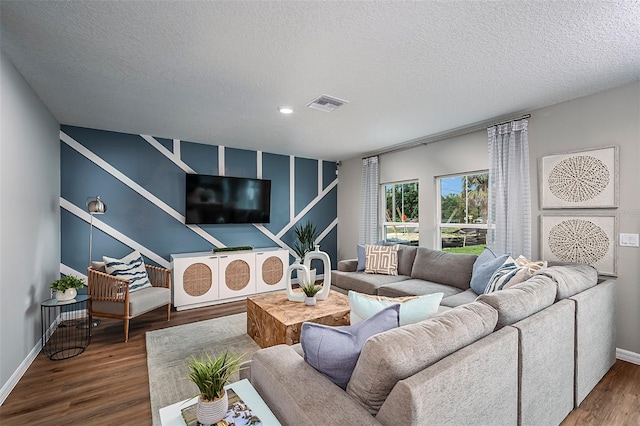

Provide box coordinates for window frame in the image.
[380,179,419,246]
[436,171,489,251]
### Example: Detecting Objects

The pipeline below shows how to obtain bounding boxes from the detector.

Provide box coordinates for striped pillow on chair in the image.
[103,251,152,292]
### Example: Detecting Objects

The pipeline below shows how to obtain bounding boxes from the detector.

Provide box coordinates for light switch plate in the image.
[619,233,639,247]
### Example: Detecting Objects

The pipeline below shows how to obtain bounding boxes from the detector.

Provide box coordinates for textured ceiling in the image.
[1,1,639,161]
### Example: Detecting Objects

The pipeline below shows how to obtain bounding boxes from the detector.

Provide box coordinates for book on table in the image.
[181,389,262,426]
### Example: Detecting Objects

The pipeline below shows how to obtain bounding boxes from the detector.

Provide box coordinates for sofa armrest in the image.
[338,259,358,272]
[376,327,518,426]
[251,345,380,426]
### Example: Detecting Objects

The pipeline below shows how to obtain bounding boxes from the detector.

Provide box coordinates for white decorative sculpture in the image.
[285,245,332,302]
[303,245,332,301]
[286,261,308,302]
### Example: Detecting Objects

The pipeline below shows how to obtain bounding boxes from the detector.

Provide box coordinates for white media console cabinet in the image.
[171,248,290,311]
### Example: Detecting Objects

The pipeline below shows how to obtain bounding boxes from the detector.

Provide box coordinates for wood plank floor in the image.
[1,301,639,425]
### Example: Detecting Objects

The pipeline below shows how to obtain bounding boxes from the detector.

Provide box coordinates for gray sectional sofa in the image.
[249,246,616,425]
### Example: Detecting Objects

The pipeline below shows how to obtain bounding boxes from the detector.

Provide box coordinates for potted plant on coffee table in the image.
[293,221,318,281]
[187,351,244,425]
[300,282,321,306]
[50,275,85,302]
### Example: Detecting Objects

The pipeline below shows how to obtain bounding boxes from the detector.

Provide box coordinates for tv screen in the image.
[185,174,271,224]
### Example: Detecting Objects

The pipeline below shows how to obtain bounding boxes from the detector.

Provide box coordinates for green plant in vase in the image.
[293,221,318,262]
[50,275,85,301]
[300,282,321,306]
[187,351,244,425]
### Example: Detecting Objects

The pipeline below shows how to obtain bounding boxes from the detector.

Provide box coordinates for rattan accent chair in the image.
[87,264,172,342]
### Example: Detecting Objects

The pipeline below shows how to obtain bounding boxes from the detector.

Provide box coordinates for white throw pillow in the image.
[349,291,444,326]
[103,251,152,292]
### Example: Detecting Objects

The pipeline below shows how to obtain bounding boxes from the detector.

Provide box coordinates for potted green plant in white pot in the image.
[50,275,85,302]
[293,221,318,281]
[187,351,244,425]
[300,282,321,306]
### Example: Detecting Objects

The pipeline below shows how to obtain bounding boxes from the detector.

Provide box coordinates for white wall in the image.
[337,81,640,354]
[0,52,60,396]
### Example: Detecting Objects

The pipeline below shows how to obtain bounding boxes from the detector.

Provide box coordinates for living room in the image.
[1,1,639,425]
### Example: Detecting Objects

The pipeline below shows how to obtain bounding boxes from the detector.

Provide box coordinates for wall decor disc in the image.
[540,146,618,208]
[540,214,617,276]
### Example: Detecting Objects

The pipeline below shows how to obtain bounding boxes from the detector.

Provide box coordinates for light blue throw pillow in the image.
[301,304,400,389]
[356,240,386,271]
[103,250,152,292]
[470,247,509,295]
[349,290,443,326]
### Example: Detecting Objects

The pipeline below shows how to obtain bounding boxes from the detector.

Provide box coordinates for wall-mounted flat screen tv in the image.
[185,174,271,224]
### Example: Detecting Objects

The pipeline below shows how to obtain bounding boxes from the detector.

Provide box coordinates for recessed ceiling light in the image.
[278,106,294,114]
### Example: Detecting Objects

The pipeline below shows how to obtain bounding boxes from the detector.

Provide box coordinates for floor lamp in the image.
[86,196,107,327]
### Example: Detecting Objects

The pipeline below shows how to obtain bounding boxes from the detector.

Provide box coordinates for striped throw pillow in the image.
[485,255,548,293]
[103,251,152,292]
[365,244,399,275]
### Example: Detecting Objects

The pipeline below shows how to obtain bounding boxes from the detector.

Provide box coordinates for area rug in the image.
[146,313,260,426]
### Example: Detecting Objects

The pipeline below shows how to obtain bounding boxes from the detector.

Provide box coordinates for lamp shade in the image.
[87,196,107,214]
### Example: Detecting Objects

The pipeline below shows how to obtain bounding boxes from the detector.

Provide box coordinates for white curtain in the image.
[487,119,531,258]
[359,156,379,244]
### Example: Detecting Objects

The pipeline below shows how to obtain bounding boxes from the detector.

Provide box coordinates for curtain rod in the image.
[363,113,531,159]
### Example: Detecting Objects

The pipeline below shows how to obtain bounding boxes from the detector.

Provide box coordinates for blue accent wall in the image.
[60,125,338,276]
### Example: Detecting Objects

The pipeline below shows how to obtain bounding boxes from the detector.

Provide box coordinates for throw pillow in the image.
[364,244,398,275]
[484,255,548,293]
[349,291,443,326]
[356,241,385,271]
[301,304,400,389]
[470,247,510,294]
[502,255,548,289]
[103,250,152,292]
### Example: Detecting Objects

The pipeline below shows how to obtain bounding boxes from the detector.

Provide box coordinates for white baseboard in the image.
[0,338,42,405]
[616,348,640,365]
[0,308,87,405]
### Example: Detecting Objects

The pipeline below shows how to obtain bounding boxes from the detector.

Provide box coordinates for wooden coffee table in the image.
[247,289,350,348]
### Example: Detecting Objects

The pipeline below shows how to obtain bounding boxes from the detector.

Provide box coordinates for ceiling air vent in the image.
[307,95,349,112]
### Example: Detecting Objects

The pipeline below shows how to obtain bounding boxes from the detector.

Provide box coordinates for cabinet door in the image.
[172,256,219,307]
[255,250,289,293]
[218,252,256,299]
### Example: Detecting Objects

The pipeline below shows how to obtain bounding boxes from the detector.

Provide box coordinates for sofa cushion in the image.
[440,288,479,307]
[92,286,171,316]
[410,247,476,290]
[103,250,152,292]
[301,304,400,389]
[346,301,498,414]
[396,245,418,276]
[331,270,409,295]
[349,291,443,326]
[337,259,358,272]
[476,275,557,328]
[534,264,598,300]
[378,279,461,298]
[470,248,510,294]
[365,245,399,275]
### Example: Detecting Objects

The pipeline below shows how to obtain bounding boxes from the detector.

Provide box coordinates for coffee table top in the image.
[247,289,349,326]
[159,379,280,425]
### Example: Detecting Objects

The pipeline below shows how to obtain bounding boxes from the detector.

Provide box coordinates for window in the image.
[438,172,488,254]
[382,181,419,245]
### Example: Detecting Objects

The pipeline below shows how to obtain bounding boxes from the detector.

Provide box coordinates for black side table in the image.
[41,295,92,360]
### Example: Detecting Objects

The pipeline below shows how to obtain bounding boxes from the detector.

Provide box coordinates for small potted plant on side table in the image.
[50,275,85,302]
[300,282,321,306]
[187,351,244,425]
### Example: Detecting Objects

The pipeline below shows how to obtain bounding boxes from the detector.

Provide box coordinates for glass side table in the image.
[41,295,92,360]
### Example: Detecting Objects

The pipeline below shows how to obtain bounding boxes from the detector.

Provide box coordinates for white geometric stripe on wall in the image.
[60,126,338,273]
[60,263,87,281]
[141,134,195,173]
[61,130,226,249]
[60,197,171,268]
[276,179,338,240]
